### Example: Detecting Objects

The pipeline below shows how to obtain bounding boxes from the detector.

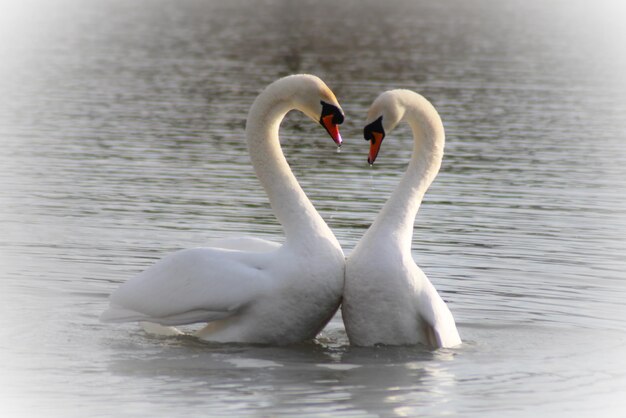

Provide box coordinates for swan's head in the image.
[363,90,406,164]
[286,74,345,146]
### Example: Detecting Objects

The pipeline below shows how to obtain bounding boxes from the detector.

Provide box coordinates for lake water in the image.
[1,0,626,416]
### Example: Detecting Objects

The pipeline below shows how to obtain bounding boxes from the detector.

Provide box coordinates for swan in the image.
[342,90,461,348]
[101,74,346,345]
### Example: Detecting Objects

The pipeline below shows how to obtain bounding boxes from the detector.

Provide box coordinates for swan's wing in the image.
[205,236,281,253]
[413,267,462,348]
[100,247,273,326]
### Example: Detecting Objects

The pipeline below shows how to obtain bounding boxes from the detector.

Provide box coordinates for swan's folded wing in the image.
[417,291,461,348]
[100,247,272,326]
[414,269,462,349]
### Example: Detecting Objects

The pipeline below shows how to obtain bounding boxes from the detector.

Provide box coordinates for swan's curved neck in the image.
[366,98,445,251]
[245,86,337,247]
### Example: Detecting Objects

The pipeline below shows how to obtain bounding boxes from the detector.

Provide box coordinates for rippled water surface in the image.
[2,0,626,416]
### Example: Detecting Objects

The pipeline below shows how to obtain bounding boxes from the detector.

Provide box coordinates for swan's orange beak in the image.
[367,131,384,164]
[321,114,343,146]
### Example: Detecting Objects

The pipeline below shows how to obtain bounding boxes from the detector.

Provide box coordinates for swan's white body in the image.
[101,75,345,345]
[342,90,461,348]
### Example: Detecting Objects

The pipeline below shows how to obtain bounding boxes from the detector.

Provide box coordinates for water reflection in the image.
[102,335,462,417]
[338,347,458,417]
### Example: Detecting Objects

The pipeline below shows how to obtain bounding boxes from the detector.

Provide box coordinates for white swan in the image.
[342,90,461,348]
[101,75,346,345]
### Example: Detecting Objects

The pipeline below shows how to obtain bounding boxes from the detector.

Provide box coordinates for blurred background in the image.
[1,0,625,417]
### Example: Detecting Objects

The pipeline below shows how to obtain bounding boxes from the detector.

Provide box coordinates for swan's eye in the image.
[364,116,385,144]
[320,101,344,125]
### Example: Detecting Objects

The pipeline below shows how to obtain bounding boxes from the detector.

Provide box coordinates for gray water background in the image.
[1,0,626,416]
